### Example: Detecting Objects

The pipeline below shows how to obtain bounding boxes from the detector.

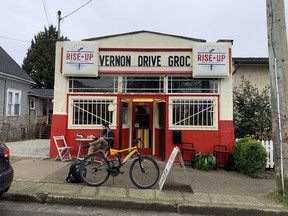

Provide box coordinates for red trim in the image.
[99,48,192,52]
[60,47,63,73]
[99,70,192,75]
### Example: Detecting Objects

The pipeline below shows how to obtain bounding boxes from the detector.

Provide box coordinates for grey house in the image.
[0,46,53,141]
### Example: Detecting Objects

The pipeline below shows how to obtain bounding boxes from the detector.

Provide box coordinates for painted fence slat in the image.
[259,140,274,169]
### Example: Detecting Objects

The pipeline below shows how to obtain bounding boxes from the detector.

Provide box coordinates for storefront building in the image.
[50,31,234,161]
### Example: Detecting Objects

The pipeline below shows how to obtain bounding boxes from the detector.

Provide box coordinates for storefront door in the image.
[132,102,153,154]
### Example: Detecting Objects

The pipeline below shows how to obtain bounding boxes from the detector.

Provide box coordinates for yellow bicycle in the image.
[79,138,160,189]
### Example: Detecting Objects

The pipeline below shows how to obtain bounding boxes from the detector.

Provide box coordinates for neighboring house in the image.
[28,88,54,139]
[232,57,269,90]
[0,46,53,141]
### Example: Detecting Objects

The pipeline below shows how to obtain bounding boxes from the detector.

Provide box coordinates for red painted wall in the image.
[50,114,119,158]
[121,128,130,149]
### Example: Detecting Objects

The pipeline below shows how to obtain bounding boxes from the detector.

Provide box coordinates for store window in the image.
[69,76,118,93]
[169,96,218,130]
[6,89,21,116]
[69,96,116,128]
[122,76,164,93]
[168,76,219,93]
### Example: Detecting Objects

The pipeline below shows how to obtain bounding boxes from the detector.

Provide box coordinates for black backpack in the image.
[66,159,86,183]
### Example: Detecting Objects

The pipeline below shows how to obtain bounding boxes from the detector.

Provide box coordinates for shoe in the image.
[82,144,90,148]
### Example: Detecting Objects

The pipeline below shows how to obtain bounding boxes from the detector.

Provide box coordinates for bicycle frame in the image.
[79,138,160,189]
[109,146,138,164]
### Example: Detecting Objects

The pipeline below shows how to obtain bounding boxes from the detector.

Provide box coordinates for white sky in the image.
[0,0,287,66]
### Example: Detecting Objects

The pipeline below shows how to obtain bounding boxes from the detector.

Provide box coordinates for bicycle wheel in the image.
[79,153,110,186]
[129,156,160,189]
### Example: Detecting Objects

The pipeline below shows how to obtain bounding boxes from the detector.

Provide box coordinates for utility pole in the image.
[266,0,288,196]
[57,11,62,39]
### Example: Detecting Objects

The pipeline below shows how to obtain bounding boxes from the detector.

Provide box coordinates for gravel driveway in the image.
[5,139,50,158]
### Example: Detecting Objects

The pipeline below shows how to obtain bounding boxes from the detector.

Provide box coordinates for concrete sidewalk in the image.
[2,139,288,215]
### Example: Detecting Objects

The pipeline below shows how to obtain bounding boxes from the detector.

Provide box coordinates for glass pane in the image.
[135,106,150,128]
[123,76,163,93]
[8,92,12,103]
[69,76,118,93]
[168,76,218,93]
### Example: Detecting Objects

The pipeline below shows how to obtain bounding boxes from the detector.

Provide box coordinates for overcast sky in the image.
[0,0,287,66]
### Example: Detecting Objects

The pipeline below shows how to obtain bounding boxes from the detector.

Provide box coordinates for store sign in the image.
[159,146,190,191]
[193,43,231,78]
[98,48,192,74]
[62,42,98,76]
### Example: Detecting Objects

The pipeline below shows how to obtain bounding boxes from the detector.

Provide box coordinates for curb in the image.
[2,192,288,216]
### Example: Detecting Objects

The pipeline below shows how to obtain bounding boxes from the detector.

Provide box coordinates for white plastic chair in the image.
[53,136,72,161]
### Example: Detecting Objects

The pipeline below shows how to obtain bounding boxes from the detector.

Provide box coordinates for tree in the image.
[22,25,66,89]
[233,76,272,139]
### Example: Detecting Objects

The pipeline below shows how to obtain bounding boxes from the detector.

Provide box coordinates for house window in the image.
[169,96,218,130]
[30,98,36,110]
[69,96,117,128]
[7,89,21,116]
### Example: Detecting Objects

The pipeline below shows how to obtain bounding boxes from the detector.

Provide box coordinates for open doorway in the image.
[132,102,153,154]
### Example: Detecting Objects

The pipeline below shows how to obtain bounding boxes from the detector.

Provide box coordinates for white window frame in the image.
[6,89,21,116]
[68,96,117,129]
[168,96,218,130]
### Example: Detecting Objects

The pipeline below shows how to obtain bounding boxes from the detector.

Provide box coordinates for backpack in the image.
[66,159,86,183]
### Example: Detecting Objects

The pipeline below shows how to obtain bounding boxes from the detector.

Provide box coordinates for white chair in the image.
[53,136,72,161]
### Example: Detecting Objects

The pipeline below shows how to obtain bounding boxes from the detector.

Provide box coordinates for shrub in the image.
[194,152,216,171]
[234,138,267,174]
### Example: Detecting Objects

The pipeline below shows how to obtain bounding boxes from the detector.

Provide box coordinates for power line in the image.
[42,0,51,26]
[0,35,30,43]
[62,0,94,20]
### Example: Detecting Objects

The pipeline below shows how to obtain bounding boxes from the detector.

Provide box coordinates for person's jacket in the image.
[100,129,115,147]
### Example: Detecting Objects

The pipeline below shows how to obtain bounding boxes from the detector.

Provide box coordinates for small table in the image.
[76,138,94,159]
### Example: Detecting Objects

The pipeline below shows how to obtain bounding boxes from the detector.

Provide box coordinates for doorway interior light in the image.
[132,99,154,102]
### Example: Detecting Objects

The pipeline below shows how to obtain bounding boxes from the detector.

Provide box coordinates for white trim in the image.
[6,88,22,116]
[68,95,117,129]
[168,96,218,130]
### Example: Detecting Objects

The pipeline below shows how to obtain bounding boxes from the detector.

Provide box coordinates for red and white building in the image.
[50,31,234,161]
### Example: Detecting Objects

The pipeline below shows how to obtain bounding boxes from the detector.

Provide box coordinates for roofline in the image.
[233,57,269,64]
[0,71,35,84]
[82,30,207,42]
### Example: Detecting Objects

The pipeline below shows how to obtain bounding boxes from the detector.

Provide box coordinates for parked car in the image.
[0,140,13,196]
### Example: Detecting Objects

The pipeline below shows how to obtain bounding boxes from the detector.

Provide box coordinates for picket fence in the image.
[235,139,274,169]
[259,140,274,169]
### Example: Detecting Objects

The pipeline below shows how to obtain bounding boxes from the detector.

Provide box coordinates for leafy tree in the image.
[233,76,272,139]
[22,25,67,89]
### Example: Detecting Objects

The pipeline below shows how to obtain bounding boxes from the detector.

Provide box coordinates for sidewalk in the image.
[3,139,288,215]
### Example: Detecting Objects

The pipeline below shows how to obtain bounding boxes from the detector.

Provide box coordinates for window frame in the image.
[168,96,218,130]
[6,89,21,116]
[68,96,117,129]
[167,76,219,94]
